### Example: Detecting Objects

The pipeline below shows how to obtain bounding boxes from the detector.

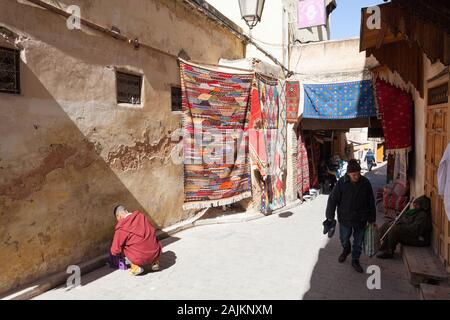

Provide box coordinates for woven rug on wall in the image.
[286,80,300,123]
[305,133,320,189]
[249,79,268,176]
[375,78,413,152]
[180,60,253,210]
[297,130,310,199]
[250,73,286,214]
[303,80,376,119]
[274,78,287,210]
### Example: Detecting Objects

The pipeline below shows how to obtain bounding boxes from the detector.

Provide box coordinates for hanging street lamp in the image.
[238,0,265,29]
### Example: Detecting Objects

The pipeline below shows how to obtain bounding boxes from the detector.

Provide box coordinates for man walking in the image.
[324,159,377,273]
[364,149,376,171]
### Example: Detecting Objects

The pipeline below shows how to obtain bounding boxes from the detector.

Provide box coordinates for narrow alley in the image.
[34,164,417,300]
[1,0,450,304]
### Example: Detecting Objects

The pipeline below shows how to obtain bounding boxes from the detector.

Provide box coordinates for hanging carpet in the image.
[375,78,413,152]
[250,73,286,214]
[297,130,310,199]
[286,80,300,123]
[303,80,376,119]
[180,60,253,210]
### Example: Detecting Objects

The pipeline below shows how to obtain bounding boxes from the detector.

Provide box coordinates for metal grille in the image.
[171,86,182,111]
[428,83,448,106]
[116,72,142,104]
[0,47,20,94]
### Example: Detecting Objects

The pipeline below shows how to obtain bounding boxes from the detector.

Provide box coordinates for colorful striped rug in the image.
[297,130,310,199]
[251,73,286,214]
[180,60,253,210]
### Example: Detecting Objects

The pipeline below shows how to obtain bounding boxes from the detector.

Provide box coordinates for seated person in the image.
[319,159,337,191]
[377,196,431,259]
[111,205,162,275]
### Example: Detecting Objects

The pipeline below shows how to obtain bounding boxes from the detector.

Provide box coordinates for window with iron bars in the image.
[116,71,142,104]
[171,86,182,112]
[0,47,20,94]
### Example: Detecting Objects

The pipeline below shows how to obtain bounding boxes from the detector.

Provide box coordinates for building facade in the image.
[0,0,245,294]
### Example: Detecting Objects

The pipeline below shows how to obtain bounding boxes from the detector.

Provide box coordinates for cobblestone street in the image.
[34,164,418,300]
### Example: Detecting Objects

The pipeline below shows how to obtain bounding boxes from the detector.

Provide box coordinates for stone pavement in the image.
[35,163,418,300]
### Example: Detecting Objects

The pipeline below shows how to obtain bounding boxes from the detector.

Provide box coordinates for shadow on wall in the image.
[0,62,159,295]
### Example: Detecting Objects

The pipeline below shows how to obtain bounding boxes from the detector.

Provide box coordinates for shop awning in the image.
[301,117,382,131]
[360,1,450,98]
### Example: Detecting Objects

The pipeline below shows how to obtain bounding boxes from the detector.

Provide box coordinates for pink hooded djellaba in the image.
[110,211,162,266]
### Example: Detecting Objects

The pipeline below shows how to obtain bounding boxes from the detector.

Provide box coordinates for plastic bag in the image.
[108,254,129,270]
[363,224,380,257]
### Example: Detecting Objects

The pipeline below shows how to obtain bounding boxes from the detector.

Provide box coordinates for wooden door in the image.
[376,143,384,162]
[425,75,450,272]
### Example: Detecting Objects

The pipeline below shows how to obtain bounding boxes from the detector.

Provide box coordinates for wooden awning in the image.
[367,40,424,97]
[360,1,450,98]
[301,117,381,131]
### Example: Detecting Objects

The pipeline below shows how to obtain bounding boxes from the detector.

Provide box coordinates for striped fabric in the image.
[383,193,409,212]
[252,73,286,214]
[363,224,380,257]
[297,131,310,198]
[180,60,253,210]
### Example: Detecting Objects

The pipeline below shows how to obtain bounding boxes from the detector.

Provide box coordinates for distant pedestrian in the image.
[364,149,376,171]
[324,159,377,273]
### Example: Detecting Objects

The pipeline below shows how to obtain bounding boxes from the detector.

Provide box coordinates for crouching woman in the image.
[111,205,162,275]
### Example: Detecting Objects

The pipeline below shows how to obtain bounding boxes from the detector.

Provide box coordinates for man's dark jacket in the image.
[325,174,376,227]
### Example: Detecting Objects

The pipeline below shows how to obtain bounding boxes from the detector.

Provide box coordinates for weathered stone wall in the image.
[0,0,244,294]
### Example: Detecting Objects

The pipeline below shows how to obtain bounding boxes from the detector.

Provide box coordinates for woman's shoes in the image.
[151,260,160,272]
[129,263,144,276]
[128,259,161,275]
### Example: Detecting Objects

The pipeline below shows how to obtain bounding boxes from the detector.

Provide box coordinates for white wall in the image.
[290,38,378,116]
[206,0,286,65]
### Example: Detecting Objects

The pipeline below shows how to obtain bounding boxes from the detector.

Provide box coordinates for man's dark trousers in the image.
[339,224,365,260]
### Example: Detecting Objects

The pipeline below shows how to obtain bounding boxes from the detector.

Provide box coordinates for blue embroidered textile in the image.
[303,80,376,119]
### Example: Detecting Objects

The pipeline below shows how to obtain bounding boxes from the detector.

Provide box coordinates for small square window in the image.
[0,47,20,94]
[171,86,182,112]
[116,71,142,104]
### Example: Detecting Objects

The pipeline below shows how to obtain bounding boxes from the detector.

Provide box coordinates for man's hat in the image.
[347,159,361,173]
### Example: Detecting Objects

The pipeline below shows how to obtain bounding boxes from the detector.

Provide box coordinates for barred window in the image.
[171,86,182,111]
[0,47,20,94]
[116,71,142,104]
